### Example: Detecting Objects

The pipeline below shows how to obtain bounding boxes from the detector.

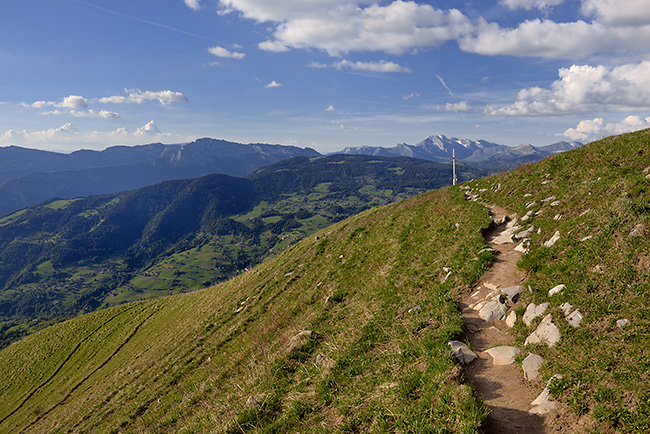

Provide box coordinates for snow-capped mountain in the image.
[338,134,583,169]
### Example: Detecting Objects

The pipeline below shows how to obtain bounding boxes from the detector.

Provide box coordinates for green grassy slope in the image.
[2,130,647,433]
[465,129,650,432]
[0,155,486,348]
[0,186,493,433]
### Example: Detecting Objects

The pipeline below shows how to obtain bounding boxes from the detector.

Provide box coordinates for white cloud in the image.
[439,101,473,112]
[308,59,411,73]
[98,89,189,105]
[264,80,283,88]
[184,0,201,11]
[218,0,364,22]
[306,61,328,69]
[334,59,411,73]
[326,105,336,111]
[135,120,161,136]
[208,45,246,59]
[59,95,89,110]
[402,92,420,100]
[563,115,650,141]
[500,0,566,11]
[0,121,190,150]
[41,108,121,119]
[485,61,650,116]
[29,95,90,110]
[257,40,291,52]
[582,0,650,26]
[459,18,650,59]
[239,1,472,56]
[1,122,80,143]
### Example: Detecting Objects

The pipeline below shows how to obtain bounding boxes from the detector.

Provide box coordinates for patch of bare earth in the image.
[458,203,550,433]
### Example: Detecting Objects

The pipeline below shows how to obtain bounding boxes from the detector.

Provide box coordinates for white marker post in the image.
[452,149,457,186]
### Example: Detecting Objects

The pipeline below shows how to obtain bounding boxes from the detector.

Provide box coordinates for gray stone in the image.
[566,309,584,328]
[529,375,562,414]
[548,284,566,297]
[550,200,561,206]
[493,219,521,244]
[522,302,550,326]
[616,318,630,329]
[502,285,524,303]
[288,330,313,350]
[560,302,573,316]
[525,314,561,347]
[521,210,534,221]
[542,196,556,202]
[514,225,535,239]
[479,300,510,321]
[628,224,645,238]
[485,346,521,365]
[448,340,478,365]
[543,230,561,247]
[522,353,545,381]
[246,396,261,408]
[514,239,530,253]
[505,310,517,328]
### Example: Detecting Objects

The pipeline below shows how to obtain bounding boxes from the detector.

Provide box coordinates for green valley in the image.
[0,154,484,348]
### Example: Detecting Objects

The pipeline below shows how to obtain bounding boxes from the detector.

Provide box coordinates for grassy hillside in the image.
[464,129,650,432]
[0,186,493,433]
[2,130,648,433]
[0,155,484,349]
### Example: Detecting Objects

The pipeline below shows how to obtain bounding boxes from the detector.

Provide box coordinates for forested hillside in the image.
[0,154,483,348]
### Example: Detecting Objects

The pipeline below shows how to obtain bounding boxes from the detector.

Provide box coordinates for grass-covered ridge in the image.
[0,186,493,433]
[465,129,650,432]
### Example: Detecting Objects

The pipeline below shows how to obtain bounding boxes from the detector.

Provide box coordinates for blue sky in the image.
[1,0,650,153]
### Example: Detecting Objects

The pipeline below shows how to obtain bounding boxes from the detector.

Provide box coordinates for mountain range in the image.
[338,134,583,169]
[0,135,581,218]
[0,138,319,217]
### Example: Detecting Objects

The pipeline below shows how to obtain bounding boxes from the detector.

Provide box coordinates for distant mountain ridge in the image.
[0,134,581,217]
[339,134,583,169]
[0,139,319,217]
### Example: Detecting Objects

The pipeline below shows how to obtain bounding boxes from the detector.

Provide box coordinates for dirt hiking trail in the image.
[459,203,551,434]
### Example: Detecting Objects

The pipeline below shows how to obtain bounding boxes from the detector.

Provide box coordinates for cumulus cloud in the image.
[459,17,650,59]
[308,59,411,73]
[219,0,366,22]
[485,61,650,116]
[500,0,566,11]
[581,0,650,26]
[403,92,420,100]
[29,95,90,110]
[135,120,161,136]
[563,115,650,141]
[1,122,80,144]
[184,0,201,11]
[264,80,283,88]
[326,105,336,111]
[243,1,472,56]
[98,89,189,105]
[208,45,246,59]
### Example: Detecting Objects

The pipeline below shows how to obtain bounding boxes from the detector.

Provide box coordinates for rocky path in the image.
[458,204,550,434]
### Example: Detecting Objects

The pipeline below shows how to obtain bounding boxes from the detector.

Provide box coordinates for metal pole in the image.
[452,149,457,186]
